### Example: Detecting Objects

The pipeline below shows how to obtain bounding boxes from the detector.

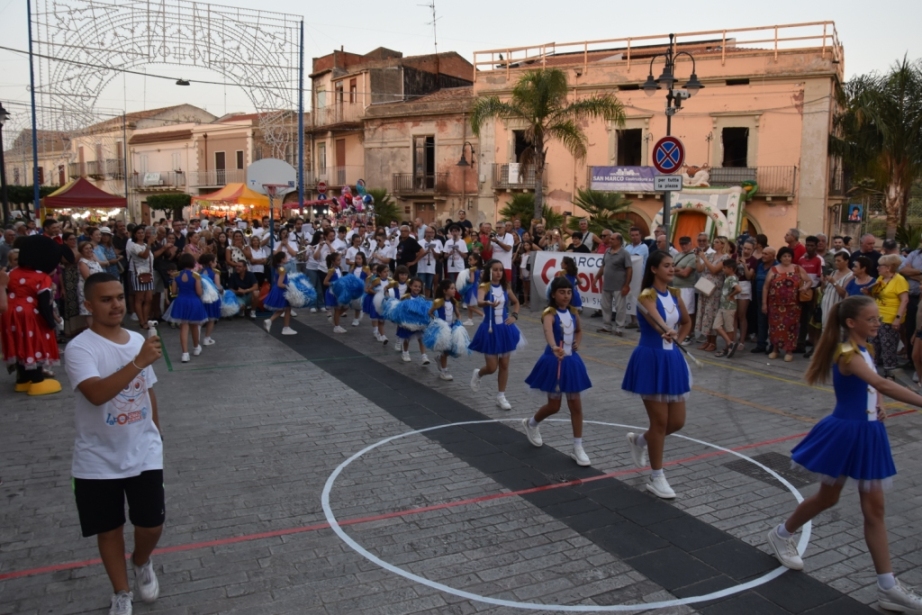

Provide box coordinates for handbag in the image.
[138,272,154,284]
[799,287,814,302]
[694,277,716,297]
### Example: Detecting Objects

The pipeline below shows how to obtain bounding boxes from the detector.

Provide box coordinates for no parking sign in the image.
[652,136,685,174]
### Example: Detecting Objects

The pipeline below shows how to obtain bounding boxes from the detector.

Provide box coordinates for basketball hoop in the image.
[246,159,298,252]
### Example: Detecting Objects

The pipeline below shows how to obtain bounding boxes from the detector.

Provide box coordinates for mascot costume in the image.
[1,234,73,395]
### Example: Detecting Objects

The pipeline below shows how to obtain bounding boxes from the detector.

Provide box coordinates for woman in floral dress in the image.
[763,246,811,362]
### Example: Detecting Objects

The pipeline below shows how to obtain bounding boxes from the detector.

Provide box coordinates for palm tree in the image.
[831,57,922,239]
[470,68,625,223]
[498,193,564,230]
[366,188,400,228]
[567,188,632,237]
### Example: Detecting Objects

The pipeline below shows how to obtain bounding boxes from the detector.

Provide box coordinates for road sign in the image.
[654,175,683,191]
[317,180,327,194]
[652,136,685,174]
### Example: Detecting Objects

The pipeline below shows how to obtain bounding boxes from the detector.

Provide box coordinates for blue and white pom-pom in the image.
[390,296,432,331]
[220,290,242,317]
[423,319,453,353]
[285,272,317,308]
[455,268,472,295]
[381,296,400,322]
[373,288,388,316]
[200,276,220,304]
[332,274,365,305]
[449,321,472,357]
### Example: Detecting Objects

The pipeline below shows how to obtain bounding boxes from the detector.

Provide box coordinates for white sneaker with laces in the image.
[470,369,481,392]
[192,345,202,356]
[352,319,360,327]
[402,351,412,362]
[134,558,159,603]
[878,579,922,613]
[263,319,272,333]
[420,354,430,365]
[626,432,649,468]
[202,337,215,346]
[281,327,297,335]
[523,418,543,447]
[109,590,133,615]
[333,326,347,333]
[290,310,298,317]
[462,319,474,326]
[496,394,512,411]
[181,352,190,363]
[646,473,676,499]
[439,370,453,381]
[571,444,591,467]
[766,527,804,571]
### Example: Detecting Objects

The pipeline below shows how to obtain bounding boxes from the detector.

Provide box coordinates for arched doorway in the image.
[672,211,709,245]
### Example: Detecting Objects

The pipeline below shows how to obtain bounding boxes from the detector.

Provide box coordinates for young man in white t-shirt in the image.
[491,222,515,282]
[64,272,165,615]
[416,226,442,297]
[443,224,468,283]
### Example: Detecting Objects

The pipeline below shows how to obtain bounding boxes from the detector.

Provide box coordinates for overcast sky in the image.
[0,0,920,125]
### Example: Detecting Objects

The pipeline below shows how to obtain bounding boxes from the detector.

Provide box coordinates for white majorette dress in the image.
[525,307,591,395]
[790,343,895,491]
[621,287,691,402]
[468,283,523,356]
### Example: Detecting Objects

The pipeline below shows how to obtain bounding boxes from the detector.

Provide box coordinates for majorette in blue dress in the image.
[162,270,208,325]
[621,287,690,401]
[325,269,343,307]
[263,267,290,311]
[201,267,222,320]
[790,344,895,490]
[469,284,523,356]
[363,274,385,319]
[525,307,591,394]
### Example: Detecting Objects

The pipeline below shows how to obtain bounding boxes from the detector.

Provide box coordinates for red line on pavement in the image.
[2,412,915,583]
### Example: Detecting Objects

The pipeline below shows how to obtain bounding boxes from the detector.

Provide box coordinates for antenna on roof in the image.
[419,0,440,75]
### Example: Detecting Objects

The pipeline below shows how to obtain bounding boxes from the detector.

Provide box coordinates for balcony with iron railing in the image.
[312,103,364,128]
[187,169,246,188]
[130,172,186,191]
[493,164,548,191]
[106,159,125,180]
[708,166,798,197]
[392,173,450,196]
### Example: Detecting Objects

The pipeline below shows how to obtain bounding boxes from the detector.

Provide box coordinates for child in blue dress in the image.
[523,276,592,466]
[350,252,370,327]
[387,266,410,354]
[427,278,462,381]
[324,253,347,334]
[396,278,430,365]
[766,295,922,612]
[622,250,692,499]
[263,251,296,336]
[164,253,209,363]
[470,259,523,411]
[459,253,484,326]
[363,263,389,345]
[198,253,221,346]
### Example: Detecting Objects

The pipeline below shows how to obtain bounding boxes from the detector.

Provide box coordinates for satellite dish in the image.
[246,158,297,197]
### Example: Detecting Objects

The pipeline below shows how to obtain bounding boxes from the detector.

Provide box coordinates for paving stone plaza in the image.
[2,308,922,614]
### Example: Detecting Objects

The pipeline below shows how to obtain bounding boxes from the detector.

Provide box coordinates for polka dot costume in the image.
[1,268,60,369]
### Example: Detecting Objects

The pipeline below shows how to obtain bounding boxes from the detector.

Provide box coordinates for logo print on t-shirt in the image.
[106,370,149,427]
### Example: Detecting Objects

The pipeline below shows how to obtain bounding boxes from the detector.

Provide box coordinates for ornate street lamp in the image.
[457,141,475,167]
[642,34,703,239]
[0,101,11,225]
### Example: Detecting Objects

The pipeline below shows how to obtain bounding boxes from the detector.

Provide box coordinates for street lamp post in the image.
[0,101,10,225]
[642,34,703,240]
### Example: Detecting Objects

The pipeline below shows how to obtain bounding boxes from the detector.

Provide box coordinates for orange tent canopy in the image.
[192,183,269,207]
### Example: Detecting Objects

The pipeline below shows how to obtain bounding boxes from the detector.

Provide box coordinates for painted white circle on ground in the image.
[321,419,812,612]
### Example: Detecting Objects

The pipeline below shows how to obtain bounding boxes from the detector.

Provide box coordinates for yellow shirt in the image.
[874,273,909,323]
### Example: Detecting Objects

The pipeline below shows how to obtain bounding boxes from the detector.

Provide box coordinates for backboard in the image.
[246,158,297,196]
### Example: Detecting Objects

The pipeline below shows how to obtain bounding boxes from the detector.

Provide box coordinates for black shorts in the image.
[73,469,165,537]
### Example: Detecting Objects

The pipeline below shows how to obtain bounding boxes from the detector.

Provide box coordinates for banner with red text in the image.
[531,251,643,314]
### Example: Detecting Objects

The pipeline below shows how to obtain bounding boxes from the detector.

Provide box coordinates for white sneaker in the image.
[571,444,591,467]
[351,319,360,327]
[133,558,159,603]
[130,313,139,322]
[420,354,430,365]
[109,590,133,615]
[290,310,298,317]
[263,319,272,333]
[248,311,256,319]
[202,337,215,346]
[470,369,481,392]
[626,432,649,468]
[439,370,454,381]
[192,345,202,356]
[462,319,474,326]
[879,579,922,613]
[646,473,676,499]
[523,418,543,447]
[281,327,297,335]
[395,342,403,352]
[380,335,389,345]
[766,527,804,571]
[914,372,920,384]
[496,394,512,411]
[402,351,412,362]
[181,352,190,363]
[333,326,347,333]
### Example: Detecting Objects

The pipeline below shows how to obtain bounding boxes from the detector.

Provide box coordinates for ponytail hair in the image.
[805,295,876,384]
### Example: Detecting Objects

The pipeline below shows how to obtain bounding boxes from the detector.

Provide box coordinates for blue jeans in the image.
[418,273,434,292]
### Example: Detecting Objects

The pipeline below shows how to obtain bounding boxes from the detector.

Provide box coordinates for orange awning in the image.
[192,183,270,207]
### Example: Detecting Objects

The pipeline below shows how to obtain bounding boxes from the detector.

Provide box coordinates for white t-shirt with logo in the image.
[417,238,443,275]
[443,238,468,273]
[493,233,515,270]
[65,329,162,479]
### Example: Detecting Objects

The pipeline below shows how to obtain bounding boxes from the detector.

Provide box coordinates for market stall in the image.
[40,177,128,223]
[192,183,270,220]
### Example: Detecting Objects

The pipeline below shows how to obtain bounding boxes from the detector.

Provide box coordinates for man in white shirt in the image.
[491,221,515,282]
[64,273,165,614]
[578,218,596,252]
[443,224,468,282]
[417,226,442,297]
[334,226,350,272]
